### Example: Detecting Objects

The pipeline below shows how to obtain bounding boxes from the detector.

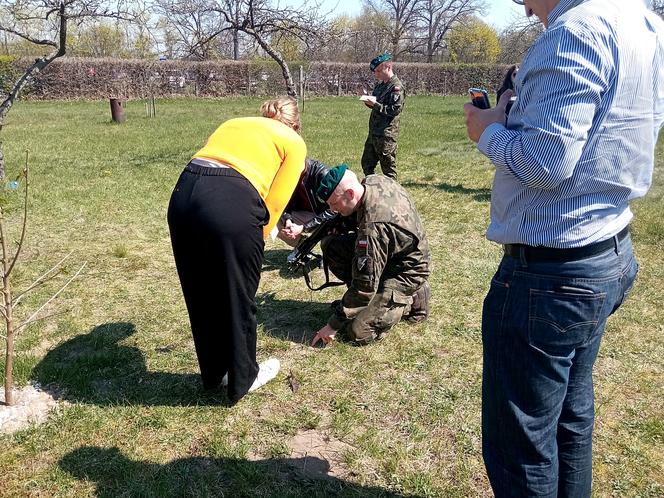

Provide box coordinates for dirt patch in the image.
[0,383,63,434]
[286,429,355,479]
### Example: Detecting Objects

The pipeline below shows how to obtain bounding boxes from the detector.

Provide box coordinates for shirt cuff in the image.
[477,122,505,156]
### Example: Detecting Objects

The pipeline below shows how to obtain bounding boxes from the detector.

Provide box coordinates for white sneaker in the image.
[248,358,280,392]
[221,373,228,387]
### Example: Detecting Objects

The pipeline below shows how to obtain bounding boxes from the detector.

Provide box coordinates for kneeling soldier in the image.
[311,165,431,346]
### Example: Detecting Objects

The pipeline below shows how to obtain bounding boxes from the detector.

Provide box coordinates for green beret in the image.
[370,52,391,72]
[316,164,348,202]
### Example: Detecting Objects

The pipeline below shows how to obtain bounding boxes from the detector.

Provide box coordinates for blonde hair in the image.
[261,96,301,133]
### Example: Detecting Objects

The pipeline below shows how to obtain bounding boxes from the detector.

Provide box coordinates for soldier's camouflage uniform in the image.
[361,75,405,181]
[321,175,430,344]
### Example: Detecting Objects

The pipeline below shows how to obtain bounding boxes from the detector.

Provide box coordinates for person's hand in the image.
[463,89,513,143]
[360,95,376,108]
[311,324,337,347]
[287,221,304,238]
[282,219,304,239]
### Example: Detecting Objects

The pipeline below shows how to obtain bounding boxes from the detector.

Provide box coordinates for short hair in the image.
[261,96,301,132]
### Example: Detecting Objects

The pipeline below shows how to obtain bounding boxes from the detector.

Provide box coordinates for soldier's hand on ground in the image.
[463,89,513,143]
[311,324,337,347]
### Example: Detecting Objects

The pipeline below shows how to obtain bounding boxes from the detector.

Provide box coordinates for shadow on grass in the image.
[31,322,230,407]
[262,248,293,274]
[401,180,491,202]
[59,446,416,498]
[256,292,334,345]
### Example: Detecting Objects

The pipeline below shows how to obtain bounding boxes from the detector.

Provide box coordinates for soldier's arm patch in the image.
[356,237,369,254]
[357,255,370,272]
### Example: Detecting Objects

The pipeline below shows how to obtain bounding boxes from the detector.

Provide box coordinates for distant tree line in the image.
[0,0,549,65]
[2,1,663,67]
[0,0,661,97]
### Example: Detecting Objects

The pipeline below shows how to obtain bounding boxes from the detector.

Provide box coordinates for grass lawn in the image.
[0,96,662,497]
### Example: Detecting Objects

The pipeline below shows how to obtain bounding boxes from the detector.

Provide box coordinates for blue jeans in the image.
[482,234,638,497]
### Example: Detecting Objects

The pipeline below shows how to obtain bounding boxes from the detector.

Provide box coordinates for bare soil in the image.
[0,383,63,434]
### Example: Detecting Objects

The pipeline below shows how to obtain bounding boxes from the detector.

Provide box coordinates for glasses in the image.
[512,0,525,4]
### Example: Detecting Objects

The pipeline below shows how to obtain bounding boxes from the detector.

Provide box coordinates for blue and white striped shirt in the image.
[478,0,664,247]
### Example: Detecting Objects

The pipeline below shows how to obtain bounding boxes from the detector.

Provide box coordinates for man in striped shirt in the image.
[464,0,664,496]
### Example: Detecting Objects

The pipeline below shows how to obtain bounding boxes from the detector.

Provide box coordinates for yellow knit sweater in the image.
[193,117,307,239]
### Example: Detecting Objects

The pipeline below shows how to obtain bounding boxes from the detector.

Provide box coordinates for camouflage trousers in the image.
[361,134,398,181]
[321,234,429,345]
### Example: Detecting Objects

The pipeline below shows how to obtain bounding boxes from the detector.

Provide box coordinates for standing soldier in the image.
[361,53,405,181]
[311,165,430,346]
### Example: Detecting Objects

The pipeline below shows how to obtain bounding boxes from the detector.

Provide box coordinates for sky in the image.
[299,0,526,30]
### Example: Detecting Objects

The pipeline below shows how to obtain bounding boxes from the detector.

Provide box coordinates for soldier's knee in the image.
[404,281,430,323]
[335,318,375,345]
[343,314,401,345]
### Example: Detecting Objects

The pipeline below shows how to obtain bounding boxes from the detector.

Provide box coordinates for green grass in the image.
[0,96,662,497]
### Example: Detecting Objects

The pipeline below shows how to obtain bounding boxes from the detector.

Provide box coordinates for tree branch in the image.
[0,24,57,47]
[13,250,74,306]
[14,309,68,333]
[14,261,87,334]
[6,151,30,278]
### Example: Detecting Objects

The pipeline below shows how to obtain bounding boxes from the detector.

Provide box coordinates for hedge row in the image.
[6,57,512,100]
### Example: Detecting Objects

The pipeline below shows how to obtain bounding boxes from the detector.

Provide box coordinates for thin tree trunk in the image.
[233,28,239,60]
[1,209,14,406]
[247,28,296,97]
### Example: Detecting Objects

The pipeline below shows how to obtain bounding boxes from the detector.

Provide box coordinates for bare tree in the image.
[155,0,326,96]
[0,0,131,405]
[414,0,485,62]
[0,156,86,406]
[214,0,325,96]
[497,17,543,64]
[154,0,224,59]
[364,0,423,60]
[310,10,392,63]
[225,0,242,60]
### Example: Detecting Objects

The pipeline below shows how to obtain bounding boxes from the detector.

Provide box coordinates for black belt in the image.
[185,161,243,177]
[503,226,629,263]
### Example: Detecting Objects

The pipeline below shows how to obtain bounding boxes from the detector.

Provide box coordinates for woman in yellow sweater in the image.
[168,97,306,403]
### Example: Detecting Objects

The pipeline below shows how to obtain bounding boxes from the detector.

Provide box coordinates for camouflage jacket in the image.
[329,175,430,329]
[368,75,405,139]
